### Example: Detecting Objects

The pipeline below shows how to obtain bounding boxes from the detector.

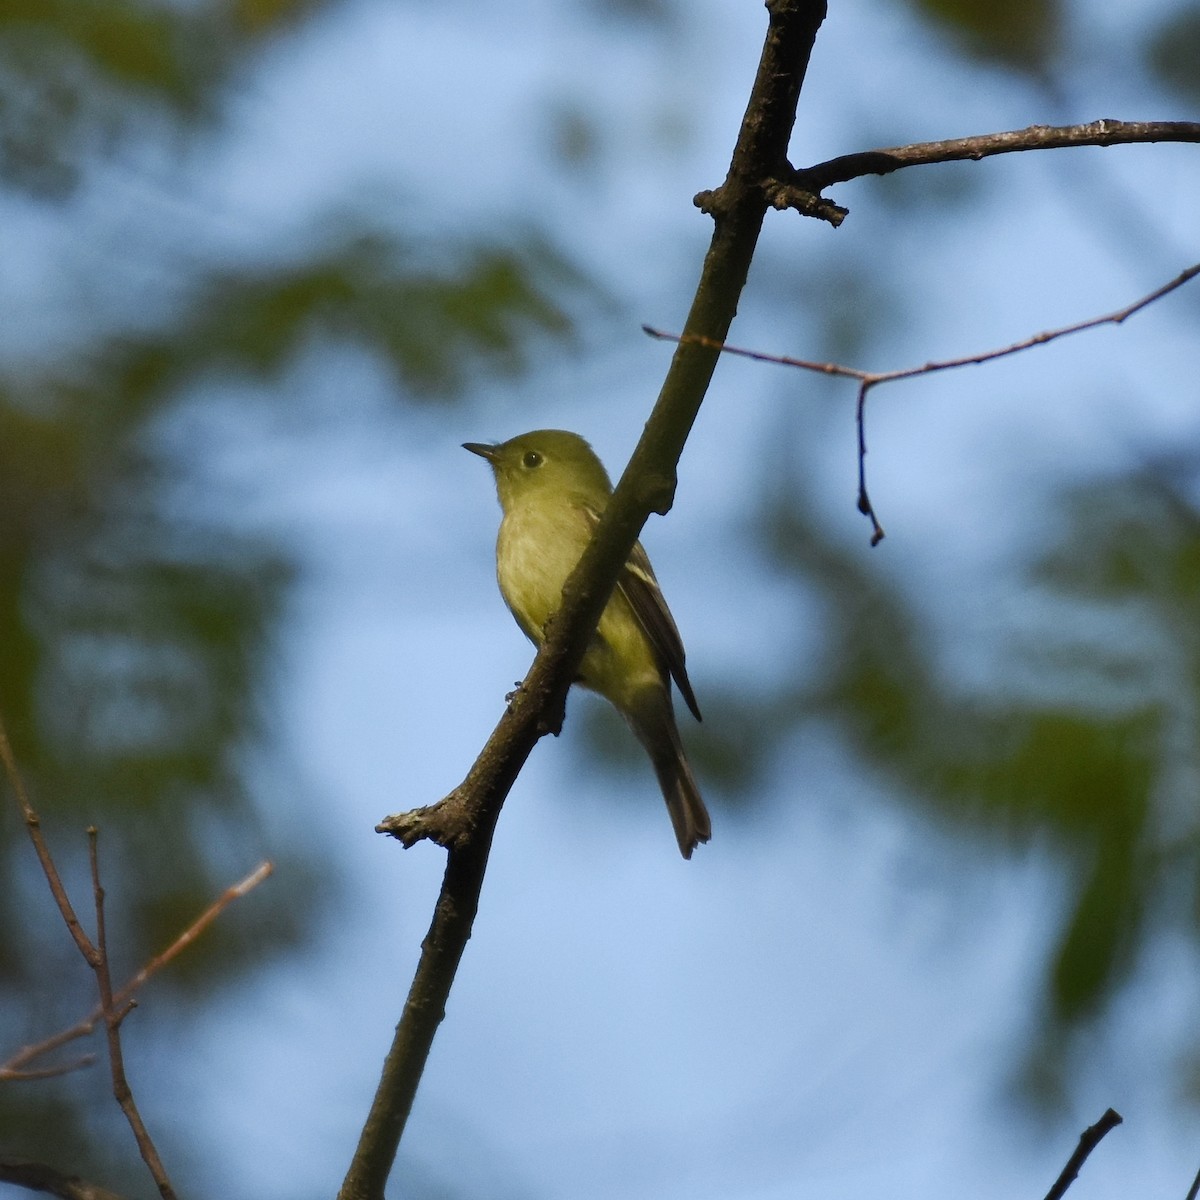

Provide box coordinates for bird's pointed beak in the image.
[462,441,499,462]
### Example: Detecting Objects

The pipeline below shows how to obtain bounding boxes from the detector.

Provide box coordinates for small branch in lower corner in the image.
[1042,1107,1122,1200]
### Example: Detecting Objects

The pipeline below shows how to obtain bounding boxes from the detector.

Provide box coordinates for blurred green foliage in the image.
[745,460,1198,1102]
[585,453,1200,1102]
[1146,4,1200,104]
[0,0,339,195]
[577,0,1200,1127]
[0,0,1197,1190]
[0,0,591,1184]
[906,0,1062,71]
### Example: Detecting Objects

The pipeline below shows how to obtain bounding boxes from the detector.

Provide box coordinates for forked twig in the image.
[0,716,98,965]
[646,261,1200,544]
[341,5,832,1197]
[0,706,273,1195]
[2,852,272,1078]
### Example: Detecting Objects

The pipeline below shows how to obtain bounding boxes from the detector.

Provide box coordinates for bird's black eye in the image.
[522,450,543,469]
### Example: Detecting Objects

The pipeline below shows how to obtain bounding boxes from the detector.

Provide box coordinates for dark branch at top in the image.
[764,120,1200,226]
[802,119,1200,187]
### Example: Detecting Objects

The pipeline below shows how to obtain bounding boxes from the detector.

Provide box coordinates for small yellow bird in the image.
[464,430,711,858]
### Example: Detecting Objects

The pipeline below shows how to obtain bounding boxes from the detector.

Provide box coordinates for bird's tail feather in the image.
[629,694,711,859]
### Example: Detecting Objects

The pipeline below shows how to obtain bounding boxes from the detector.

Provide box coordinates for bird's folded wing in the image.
[582,503,702,721]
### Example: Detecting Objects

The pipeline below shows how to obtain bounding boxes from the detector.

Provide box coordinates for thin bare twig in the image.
[0,1056,97,1082]
[110,859,273,1013]
[3,1022,98,1079]
[645,262,1200,386]
[645,260,1200,544]
[1042,1107,1122,1200]
[3,858,273,1078]
[853,381,884,545]
[1,691,273,1089]
[88,831,177,1200]
[869,261,1198,384]
[0,713,98,965]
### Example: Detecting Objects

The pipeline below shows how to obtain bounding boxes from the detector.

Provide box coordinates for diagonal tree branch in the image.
[341,3,830,1198]
[344,20,1199,1200]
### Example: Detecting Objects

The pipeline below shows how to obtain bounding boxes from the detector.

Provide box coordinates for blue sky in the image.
[6,1,1200,1197]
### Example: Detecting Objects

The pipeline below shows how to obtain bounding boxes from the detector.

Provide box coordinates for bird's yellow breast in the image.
[495,499,589,643]
[495,498,661,708]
